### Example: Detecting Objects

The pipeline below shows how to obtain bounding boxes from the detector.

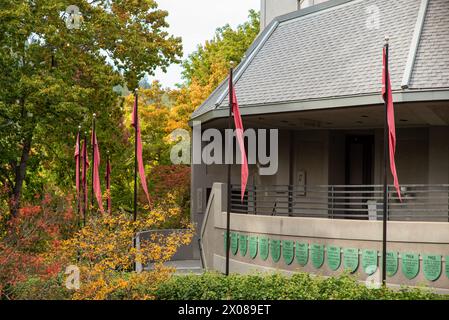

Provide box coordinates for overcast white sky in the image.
[150,0,260,88]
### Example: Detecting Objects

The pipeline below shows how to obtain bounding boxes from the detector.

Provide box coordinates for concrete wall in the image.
[260,0,332,30]
[260,0,299,30]
[201,183,449,292]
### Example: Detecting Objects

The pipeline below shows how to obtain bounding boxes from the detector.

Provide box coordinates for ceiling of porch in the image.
[202,101,449,130]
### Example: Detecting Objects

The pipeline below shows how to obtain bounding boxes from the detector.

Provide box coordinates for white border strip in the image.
[401,0,430,89]
[214,21,280,107]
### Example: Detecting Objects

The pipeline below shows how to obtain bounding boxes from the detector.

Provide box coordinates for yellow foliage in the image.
[46,192,194,300]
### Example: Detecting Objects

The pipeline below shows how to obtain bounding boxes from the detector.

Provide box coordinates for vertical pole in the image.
[133,91,138,222]
[288,131,294,217]
[382,38,389,286]
[77,126,81,228]
[83,133,88,226]
[106,151,111,214]
[225,65,234,276]
[133,90,138,271]
[91,114,96,211]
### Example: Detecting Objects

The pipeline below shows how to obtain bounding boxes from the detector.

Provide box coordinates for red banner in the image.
[74,132,80,200]
[131,96,151,205]
[382,47,402,202]
[81,138,89,213]
[91,131,104,212]
[230,82,248,203]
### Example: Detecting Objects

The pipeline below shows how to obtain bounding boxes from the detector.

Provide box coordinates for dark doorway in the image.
[345,135,374,185]
[344,135,374,219]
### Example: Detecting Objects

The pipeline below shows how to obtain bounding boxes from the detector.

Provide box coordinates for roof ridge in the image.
[193,0,359,118]
[401,0,430,89]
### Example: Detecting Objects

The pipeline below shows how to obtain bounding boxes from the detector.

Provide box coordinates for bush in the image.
[10,271,447,300]
[11,275,71,300]
[0,196,76,298]
[154,272,448,300]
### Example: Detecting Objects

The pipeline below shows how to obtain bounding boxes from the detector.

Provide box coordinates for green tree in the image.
[182,9,260,87]
[0,0,182,217]
[167,10,260,132]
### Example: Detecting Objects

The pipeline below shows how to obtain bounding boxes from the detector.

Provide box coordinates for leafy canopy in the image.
[0,0,182,213]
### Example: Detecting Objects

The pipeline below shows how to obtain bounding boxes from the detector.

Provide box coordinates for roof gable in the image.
[192,0,449,120]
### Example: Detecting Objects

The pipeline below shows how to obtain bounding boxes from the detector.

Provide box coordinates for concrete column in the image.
[260,0,299,30]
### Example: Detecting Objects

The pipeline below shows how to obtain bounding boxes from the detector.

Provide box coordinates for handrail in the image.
[230,184,449,222]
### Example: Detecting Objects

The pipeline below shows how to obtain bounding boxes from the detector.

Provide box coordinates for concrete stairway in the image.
[146,260,204,275]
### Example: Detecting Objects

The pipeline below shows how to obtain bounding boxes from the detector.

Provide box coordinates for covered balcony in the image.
[231,184,449,222]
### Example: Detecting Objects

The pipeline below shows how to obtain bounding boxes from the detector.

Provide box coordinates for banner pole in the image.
[77,125,81,228]
[382,37,390,287]
[91,113,96,212]
[133,90,138,222]
[225,64,234,276]
[83,132,88,226]
[106,151,111,214]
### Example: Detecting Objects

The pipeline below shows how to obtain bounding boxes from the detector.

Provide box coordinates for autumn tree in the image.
[168,10,260,132]
[0,0,182,218]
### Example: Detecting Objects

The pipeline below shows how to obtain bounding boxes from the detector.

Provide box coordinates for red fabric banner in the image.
[231,83,248,203]
[91,131,105,212]
[81,139,89,212]
[74,133,80,200]
[131,96,151,205]
[382,47,402,202]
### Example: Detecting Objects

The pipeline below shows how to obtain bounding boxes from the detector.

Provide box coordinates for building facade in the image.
[191,0,449,291]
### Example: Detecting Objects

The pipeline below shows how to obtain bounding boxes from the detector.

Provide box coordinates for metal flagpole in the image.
[382,36,390,286]
[77,125,81,228]
[133,90,138,222]
[132,90,139,272]
[106,150,111,214]
[91,113,96,212]
[83,132,88,226]
[225,64,234,276]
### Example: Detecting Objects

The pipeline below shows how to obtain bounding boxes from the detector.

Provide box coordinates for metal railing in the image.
[230,184,449,222]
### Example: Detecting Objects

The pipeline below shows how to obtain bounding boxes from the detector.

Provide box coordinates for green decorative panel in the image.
[311,244,324,269]
[224,231,229,251]
[362,250,378,275]
[446,256,449,279]
[259,237,269,261]
[231,232,239,256]
[282,241,294,265]
[343,248,359,273]
[270,239,281,263]
[401,253,420,280]
[326,246,341,271]
[239,234,248,257]
[386,252,398,277]
[249,236,258,259]
[423,255,442,282]
[296,242,309,266]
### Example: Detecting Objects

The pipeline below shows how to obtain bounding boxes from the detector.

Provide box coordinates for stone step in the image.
[144,260,204,275]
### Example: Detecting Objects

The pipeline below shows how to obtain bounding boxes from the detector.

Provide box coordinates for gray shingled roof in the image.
[409,0,449,89]
[192,0,449,120]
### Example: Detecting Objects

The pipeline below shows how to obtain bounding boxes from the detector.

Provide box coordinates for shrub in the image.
[154,272,448,300]
[0,195,76,299]
[11,275,71,300]
[4,191,193,300]
[47,193,194,300]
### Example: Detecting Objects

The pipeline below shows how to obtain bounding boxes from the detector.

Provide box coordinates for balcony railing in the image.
[230,184,449,222]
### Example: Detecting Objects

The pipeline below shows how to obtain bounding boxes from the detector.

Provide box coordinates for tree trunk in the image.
[10,135,33,217]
